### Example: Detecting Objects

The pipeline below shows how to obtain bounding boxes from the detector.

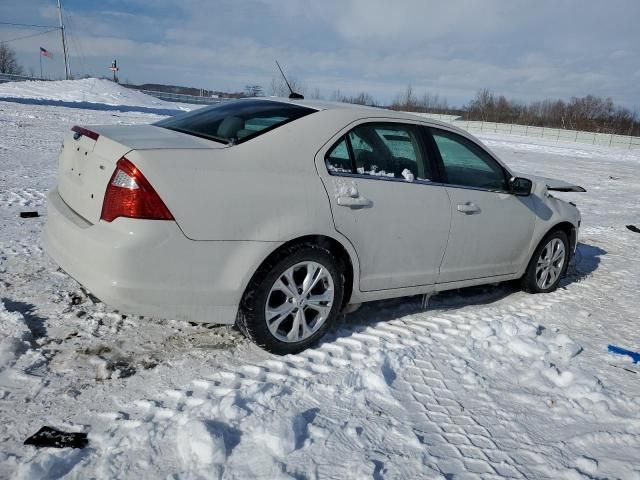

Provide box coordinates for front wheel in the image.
[521,230,569,293]
[237,245,344,354]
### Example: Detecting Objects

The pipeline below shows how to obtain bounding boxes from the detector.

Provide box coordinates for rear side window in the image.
[431,129,508,191]
[155,99,316,145]
[325,123,432,182]
[326,138,352,174]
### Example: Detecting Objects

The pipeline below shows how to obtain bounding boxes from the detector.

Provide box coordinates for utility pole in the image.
[57,0,70,79]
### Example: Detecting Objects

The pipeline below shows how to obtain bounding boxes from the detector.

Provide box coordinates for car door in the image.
[428,127,536,283]
[317,121,451,291]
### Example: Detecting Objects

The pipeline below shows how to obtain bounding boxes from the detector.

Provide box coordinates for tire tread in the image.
[521,229,569,294]
[236,242,343,354]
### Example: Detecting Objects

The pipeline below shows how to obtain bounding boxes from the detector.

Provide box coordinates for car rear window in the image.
[155,99,316,145]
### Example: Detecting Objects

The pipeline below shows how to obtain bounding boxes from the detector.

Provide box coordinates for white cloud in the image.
[1,0,638,107]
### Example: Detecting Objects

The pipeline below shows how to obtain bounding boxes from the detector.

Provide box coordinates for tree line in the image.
[389,84,455,115]
[3,41,638,137]
[388,85,639,136]
[464,88,639,136]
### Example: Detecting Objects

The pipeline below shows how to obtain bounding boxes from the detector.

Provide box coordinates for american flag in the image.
[40,47,53,59]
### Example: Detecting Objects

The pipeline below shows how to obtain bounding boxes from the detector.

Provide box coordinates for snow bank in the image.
[0,78,195,115]
[175,418,226,478]
[465,315,624,412]
[0,302,32,369]
[0,78,173,108]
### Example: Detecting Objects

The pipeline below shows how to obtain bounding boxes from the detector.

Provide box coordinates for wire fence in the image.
[128,89,230,105]
[411,112,640,150]
[0,72,47,83]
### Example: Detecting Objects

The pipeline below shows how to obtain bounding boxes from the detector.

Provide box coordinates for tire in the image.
[521,230,569,293]
[236,244,344,355]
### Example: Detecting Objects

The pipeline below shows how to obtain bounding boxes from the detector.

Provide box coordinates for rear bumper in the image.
[43,188,279,324]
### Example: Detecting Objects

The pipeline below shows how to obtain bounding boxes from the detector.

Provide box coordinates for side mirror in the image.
[510,177,533,196]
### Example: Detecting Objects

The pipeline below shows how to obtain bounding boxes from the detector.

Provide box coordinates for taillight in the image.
[100,158,174,222]
[72,125,100,141]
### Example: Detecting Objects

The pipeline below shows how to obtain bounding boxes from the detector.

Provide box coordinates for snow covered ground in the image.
[0,78,193,115]
[1,87,640,479]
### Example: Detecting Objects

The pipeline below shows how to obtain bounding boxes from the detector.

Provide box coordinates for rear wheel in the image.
[237,245,344,354]
[521,230,568,293]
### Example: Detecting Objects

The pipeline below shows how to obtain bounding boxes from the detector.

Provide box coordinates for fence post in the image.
[574,130,578,141]
[509,123,513,134]
[609,134,613,147]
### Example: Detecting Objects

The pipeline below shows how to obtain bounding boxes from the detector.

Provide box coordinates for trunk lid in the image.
[56,124,223,224]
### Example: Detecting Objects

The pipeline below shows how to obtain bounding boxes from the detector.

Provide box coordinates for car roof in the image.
[249,98,513,174]
[225,96,483,147]
[248,96,457,128]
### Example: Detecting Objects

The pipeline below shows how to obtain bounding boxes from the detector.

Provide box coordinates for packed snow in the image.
[0,78,193,114]
[1,81,640,479]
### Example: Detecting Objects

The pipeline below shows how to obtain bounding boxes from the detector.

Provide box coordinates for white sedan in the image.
[44,98,583,354]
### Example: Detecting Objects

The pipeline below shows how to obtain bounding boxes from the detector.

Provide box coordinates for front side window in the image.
[431,129,508,191]
[155,99,316,145]
[325,123,431,182]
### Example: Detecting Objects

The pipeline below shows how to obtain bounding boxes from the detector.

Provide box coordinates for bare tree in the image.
[244,85,263,97]
[309,87,322,100]
[466,88,495,121]
[328,89,376,106]
[330,89,343,102]
[391,86,450,113]
[343,92,377,106]
[0,43,24,75]
[270,76,306,97]
[419,92,449,113]
[392,84,418,111]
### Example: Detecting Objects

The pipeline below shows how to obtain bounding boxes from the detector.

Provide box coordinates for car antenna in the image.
[275,60,304,100]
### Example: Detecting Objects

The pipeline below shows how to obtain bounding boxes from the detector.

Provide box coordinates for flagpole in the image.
[39,51,43,79]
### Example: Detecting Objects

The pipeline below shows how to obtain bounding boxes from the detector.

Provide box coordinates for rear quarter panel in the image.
[128,112,346,242]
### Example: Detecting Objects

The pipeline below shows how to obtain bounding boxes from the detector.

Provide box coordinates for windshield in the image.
[155,99,316,144]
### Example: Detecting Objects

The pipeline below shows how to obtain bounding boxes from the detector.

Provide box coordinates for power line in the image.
[66,19,87,73]
[0,28,60,44]
[0,22,59,29]
[64,13,87,76]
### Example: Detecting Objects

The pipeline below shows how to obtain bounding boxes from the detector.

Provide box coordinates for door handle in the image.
[337,195,373,208]
[457,202,481,214]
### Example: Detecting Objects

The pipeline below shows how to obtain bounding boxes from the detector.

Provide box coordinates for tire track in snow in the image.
[0,188,46,209]
[8,233,635,478]
[103,236,639,478]
[93,280,577,478]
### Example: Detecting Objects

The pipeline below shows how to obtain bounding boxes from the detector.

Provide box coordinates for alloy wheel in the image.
[535,237,566,289]
[265,261,335,343]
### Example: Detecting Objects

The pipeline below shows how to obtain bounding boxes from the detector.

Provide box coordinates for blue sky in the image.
[1,0,639,107]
